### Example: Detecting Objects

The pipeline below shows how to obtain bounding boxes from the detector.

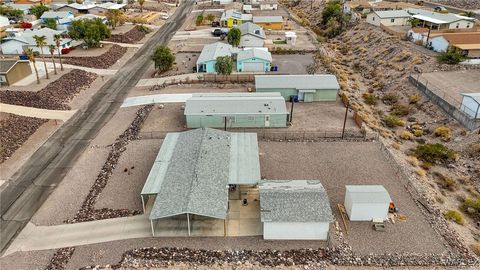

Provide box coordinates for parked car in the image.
[211,21,220,27]
[212,28,228,37]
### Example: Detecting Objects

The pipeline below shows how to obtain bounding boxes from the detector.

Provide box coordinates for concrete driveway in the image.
[272,53,315,74]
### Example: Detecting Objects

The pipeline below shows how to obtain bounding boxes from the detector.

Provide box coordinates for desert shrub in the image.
[437,49,465,64]
[136,25,152,33]
[363,93,377,105]
[414,129,423,137]
[407,156,419,167]
[196,15,204,26]
[461,197,480,221]
[415,168,426,177]
[392,103,411,116]
[420,161,433,170]
[435,172,457,191]
[415,143,456,163]
[384,114,405,127]
[399,130,413,140]
[444,210,464,225]
[466,142,480,158]
[409,94,421,104]
[433,126,451,141]
[391,142,401,150]
[382,92,399,105]
[471,244,480,256]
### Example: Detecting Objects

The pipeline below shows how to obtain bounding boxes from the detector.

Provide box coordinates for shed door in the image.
[265,115,270,127]
[243,62,264,72]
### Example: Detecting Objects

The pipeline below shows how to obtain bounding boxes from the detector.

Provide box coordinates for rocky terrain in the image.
[0,69,97,110]
[63,45,127,69]
[428,0,480,10]
[0,114,47,163]
[107,27,146,44]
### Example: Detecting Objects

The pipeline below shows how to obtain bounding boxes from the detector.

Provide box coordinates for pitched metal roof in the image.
[259,180,333,223]
[237,48,272,62]
[255,74,340,90]
[221,9,252,21]
[408,9,475,24]
[40,11,73,19]
[146,128,261,220]
[373,10,411,19]
[345,185,391,204]
[184,92,286,115]
[3,28,71,47]
[196,42,233,64]
[238,22,266,39]
[253,16,283,23]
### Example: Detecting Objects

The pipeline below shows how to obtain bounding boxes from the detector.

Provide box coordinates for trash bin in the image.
[293,95,299,102]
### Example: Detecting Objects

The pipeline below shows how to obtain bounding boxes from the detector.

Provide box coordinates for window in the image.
[372,16,375,21]
[247,115,255,121]
[0,75,6,83]
[456,23,459,29]
[391,18,395,23]
[466,24,470,28]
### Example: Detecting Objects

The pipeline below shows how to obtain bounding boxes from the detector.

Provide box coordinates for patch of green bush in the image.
[384,114,405,127]
[363,93,378,105]
[461,197,480,222]
[444,210,464,225]
[392,103,411,116]
[437,49,465,64]
[414,143,456,163]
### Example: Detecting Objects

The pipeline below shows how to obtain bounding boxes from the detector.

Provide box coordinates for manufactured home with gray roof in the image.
[142,128,261,236]
[255,74,340,102]
[260,180,333,240]
[184,92,288,128]
[196,42,233,73]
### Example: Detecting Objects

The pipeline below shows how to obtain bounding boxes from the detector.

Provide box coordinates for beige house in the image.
[366,10,411,27]
[0,60,32,86]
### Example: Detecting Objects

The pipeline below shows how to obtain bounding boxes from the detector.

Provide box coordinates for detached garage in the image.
[260,180,333,240]
[344,185,391,221]
[236,48,272,72]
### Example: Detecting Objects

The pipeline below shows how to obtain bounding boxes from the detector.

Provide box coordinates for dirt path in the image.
[0,103,76,121]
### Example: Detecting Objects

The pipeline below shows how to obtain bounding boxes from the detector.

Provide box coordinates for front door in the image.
[265,115,270,127]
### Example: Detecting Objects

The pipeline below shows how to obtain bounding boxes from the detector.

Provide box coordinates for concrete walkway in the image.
[121,93,193,107]
[44,62,118,76]
[172,29,218,40]
[136,73,200,87]
[0,103,77,121]
[101,41,144,48]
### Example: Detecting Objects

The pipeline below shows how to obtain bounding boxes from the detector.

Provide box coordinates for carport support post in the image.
[150,220,155,237]
[187,213,191,236]
[289,99,294,123]
[342,102,349,139]
[141,195,145,213]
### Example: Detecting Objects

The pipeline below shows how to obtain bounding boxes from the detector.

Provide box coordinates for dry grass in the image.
[434,126,452,141]
[444,210,464,225]
[399,130,413,140]
[407,156,419,167]
[416,168,427,177]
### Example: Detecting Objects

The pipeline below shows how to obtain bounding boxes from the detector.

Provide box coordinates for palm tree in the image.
[138,0,145,13]
[49,44,57,75]
[24,48,40,84]
[33,35,49,79]
[53,34,64,71]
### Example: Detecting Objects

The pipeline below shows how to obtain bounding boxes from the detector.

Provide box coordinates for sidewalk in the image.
[101,41,144,48]
[0,103,77,121]
[136,73,200,87]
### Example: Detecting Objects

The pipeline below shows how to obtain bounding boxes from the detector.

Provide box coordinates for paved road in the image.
[0,0,194,254]
[421,1,480,19]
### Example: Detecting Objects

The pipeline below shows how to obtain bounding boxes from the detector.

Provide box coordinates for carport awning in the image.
[298,89,316,93]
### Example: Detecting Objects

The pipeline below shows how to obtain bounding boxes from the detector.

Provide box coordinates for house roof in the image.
[255,74,340,90]
[66,3,97,10]
[40,11,73,19]
[72,14,107,21]
[221,9,252,21]
[373,10,411,19]
[196,42,233,64]
[237,48,272,62]
[440,32,480,49]
[253,16,283,23]
[185,92,286,116]
[408,9,476,24]
[259,180,333,223]
[96,2,127,10]
[0,60,20,74]
[147,128,261,220]
[238,22,265,39]
[345,185,391,204]
[3,28,71,47]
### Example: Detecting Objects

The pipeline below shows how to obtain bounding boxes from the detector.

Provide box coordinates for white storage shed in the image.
[260,180,333,240]
[344,185,391,221]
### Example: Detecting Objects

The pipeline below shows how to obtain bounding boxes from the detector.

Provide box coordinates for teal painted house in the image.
[196,42,233,73]
[255,75,340,102]
[185,92,288,128]
[236,48,272,72]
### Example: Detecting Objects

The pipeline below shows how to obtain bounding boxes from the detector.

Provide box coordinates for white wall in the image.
[260,3,277,10]
[448,19,474,30]
[346,203,389,221]
[1,40,26,54]
[430,36,449,52]
[366,13,380,26]
[263,222,329,240]
[380,17,409,27]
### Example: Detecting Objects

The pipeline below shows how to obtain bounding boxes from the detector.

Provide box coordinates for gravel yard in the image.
[418,70,480,104]
[272,54,315,74]
[259,141,448,255]
[95,139,162,211]
[63,45,127,69]
[0,249,56,270]
[140,104,187,133]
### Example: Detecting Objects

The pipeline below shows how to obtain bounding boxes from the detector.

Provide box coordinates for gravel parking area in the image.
[272,54,315,74]
[259,141,448,255]
[419,70,480,104]
[95,139,162,211]
[129,83,250,97]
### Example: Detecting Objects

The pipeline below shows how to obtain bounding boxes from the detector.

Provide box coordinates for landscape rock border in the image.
[63,45,127,69]
[44,247,75,270]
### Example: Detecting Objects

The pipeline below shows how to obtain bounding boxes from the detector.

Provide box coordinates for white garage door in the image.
[243,62,264,72]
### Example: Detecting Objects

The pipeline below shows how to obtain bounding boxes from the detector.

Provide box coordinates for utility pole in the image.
[341,102,349,139]
[424,24,432,48]
[224,116,227,131]
[289,98,294,123]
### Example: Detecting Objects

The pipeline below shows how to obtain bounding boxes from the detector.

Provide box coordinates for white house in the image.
[238,22,266,48]
[407,27,430,45]
[260,180,333,240]
[461,93,480,119]
[40,11,75,31]
[0,28,72,55]
[260,0,278,10]
[407,9,476,30]
[366,10,411,27]
[344,185,391,221]
[0,16,10,28]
